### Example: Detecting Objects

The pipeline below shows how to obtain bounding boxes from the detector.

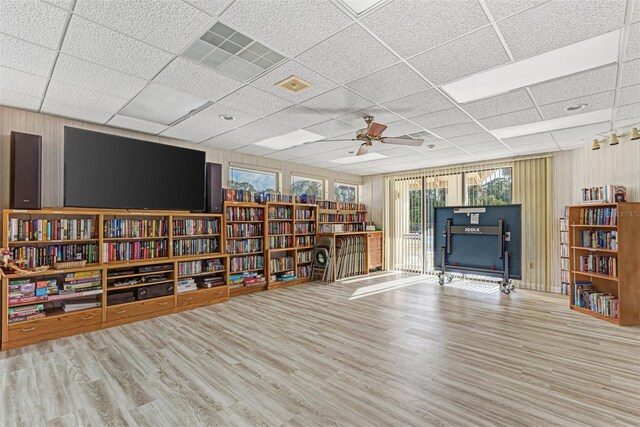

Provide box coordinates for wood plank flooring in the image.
[1,273,639,426]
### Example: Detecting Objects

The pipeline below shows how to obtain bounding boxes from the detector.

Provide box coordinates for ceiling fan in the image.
[322,116,424,155]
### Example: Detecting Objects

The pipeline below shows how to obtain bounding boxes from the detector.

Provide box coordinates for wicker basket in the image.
[53,260,87,269]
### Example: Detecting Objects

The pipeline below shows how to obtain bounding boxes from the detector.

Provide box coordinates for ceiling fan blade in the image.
[356,143,370,156]
[382,137,424,147]
[367,122,387,138]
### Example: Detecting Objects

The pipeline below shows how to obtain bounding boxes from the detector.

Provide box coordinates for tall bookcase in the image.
[559,217,570,295]
[568,203,640,325]
[265,203,318,289]
[223,202,266,296]
[1,209,228,350]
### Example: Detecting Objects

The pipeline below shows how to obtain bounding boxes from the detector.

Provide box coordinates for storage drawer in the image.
[106,296,174,322]
[8,308,102,342]
[177,286,227,307]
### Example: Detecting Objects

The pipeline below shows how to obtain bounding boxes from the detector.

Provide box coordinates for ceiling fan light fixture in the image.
[630,127,640,140]
[591,138,601,150]
[609,132,619,145]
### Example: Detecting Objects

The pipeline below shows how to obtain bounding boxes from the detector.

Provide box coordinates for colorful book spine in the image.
[8,218,95,242]
[268,236,293,249]
[173,219,220,236]
[10,243,99,268]
[173,238,220,256]
[102,240,168,262]
[225,223,263,238]
[229,255,264,273]
[103,219,168,238]
[270,256,294,273]
[268,222,292,235]
[226,207,264,221]
[225,238,263,254]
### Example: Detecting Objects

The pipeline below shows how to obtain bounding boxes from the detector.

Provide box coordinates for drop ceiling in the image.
[1,0,639,176]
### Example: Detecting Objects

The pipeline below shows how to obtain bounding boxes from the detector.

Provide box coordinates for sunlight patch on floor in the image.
[340,271,399,284]
[348,276,427,300]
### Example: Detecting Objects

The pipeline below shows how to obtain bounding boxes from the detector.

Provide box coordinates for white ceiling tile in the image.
[498,0,626,59]
[383,120,424,137]
[184,0,227,16]
[250,60,338,103]
[383,89,456,118]
[0,89,42,111]
[233,144,276,156]
[265,105,329,128]
[154,57,243,101]
[463,141,509,153]
[427,147,467,158]
[301,87,373,118]
[502,132,554,147]
[551,122,611,141]
[473,147,514,159]
[411,108,471,130]
[296,24,398,84]
[481,108,542,129]
[619,84,640,107]
[41,98,114,124]
[613,117,640,131]
[217,85,293,117]
[616,102,640,121]
[446,131,498,146]
[304,119,355,138]
[511,141,558,154]
[74,0,212,53]
[337,106,401,129]
[43,0,74,9]
[539,91,615,120]
[633,0,640,23]
[430,122,486,139]
[222,0,351,57]
[168,102,260,141]
[161,126,213,143]
[529,64,618,105]
[0,0,68,49]
[345,63,432,104]
[0,34,56,77]
[202,119,297,149]
[408,26,509,86]
[51,54,147,100]
[625,22,640,61]
[61,16,173,79]
[411,138,453,152]
[483,0,547,21]
[46,80,128,116]
[0,66,48,98]
[621,59,640,87]
[107,115,168,135]
[462,89,534,119]
[361,0,488,57]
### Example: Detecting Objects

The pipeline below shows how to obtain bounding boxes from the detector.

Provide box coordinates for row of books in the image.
[269,222,292,235]
[561,258,569,272]
[102,241,168,262]
[297,265,312,278]
[574,282,619,318]
[560,230,568,244]
[340,223,368,232]
[103,219,168,238]
[297,236,316,247]
[578,255,618,277]
[225,223,263,238]
[230,255,264,273]
[268,206,292,219]
[270,256,294,273]
[173,219,220,236]
[173,238,220,257]
[295,209,316,220]
[226,239,262,254]
[197,275,225,288]
[317,201,366,211]
[177,259,224,276]
[272,271,297,282]
[297,250,312,264]
[7,218,95,242]
[319,213,367,223]
[579,207,617,225]
[559,218,568,232]
[9,243,99,269]
[578,230,618,250]
[561,269,570,283]
[560,282,570,296]
[223,189,317,204]
[295,223,316,235]
[560,244,569,257]
[177,278,197,293]
[268,236,294,249]
[581,185,626,203]
[229,271,265,287]
[226,206,264,221]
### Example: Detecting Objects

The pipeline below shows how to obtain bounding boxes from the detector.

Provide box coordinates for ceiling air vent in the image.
[275,75,313,93]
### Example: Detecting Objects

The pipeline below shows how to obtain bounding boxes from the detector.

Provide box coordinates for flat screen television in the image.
[64,127,205,211]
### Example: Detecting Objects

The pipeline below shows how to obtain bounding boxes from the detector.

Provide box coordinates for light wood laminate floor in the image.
[1,273,639,427]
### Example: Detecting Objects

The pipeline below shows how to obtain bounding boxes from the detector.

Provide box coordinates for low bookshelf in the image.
[223,202,267,296]
[317,201,368,233]
[568,203,640,326]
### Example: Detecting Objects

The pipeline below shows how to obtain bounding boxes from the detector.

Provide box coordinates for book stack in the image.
[581,185,626,203]
[274,271,297,282]
[8,218,95,241]
[173,218,220,236]
[579,230,617,250]
[228,273,245,288]
[62,270,102,294]
[574,282,619,318]
[203,258,224,271]
[197,276,225,288]
[8,279,48,305]
[578,255,618,277]
[103,219,168,238]
[244,273,266,287]
[177,278,197,293]
[8,304,46,323]
[579,207,617,225]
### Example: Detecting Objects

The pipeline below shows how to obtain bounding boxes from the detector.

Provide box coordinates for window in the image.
[291,175,325,199]
[229,167,278,192]
[465,167,512,206]
[334,182,358,203]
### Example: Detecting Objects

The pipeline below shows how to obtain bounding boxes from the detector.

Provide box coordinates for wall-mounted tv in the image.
[64,127,205,211]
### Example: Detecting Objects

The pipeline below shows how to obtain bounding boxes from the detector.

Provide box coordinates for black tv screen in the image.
[64,127,205,211]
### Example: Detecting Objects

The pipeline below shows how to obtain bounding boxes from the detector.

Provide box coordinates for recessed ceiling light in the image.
[254,129,324,150]
[120,83,207,125]
[331,152,387,164]
[442,30,621,103]
[341,0,386,14]
[493,109,612,139]
[565,103,587,112]
[219,114,235,120]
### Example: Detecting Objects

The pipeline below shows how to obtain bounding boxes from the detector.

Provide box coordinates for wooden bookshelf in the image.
[223,202,266,296]
[559,217,570,295]
[317,201,369,233]
[567,203,640,326]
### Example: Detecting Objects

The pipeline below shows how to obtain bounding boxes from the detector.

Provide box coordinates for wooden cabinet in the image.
[106,296,174,323]
[7,308,102,347]
[368,232,383,271]
[177,286,227,307]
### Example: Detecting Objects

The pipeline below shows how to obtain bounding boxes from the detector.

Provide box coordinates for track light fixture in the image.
[631,127,640,141]
[591,138,600,150]
[609,132,619,145]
